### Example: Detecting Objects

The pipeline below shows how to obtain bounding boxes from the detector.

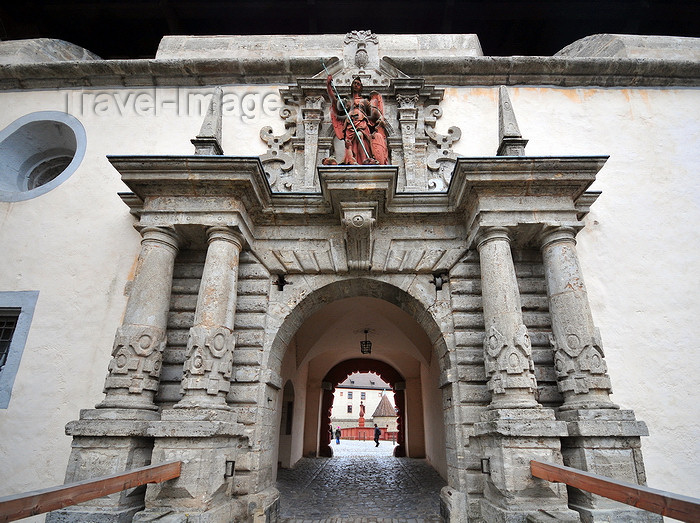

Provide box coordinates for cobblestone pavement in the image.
[276,440,446,523]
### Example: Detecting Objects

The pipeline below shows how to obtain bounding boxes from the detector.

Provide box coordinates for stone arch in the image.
[268,276,453,379]
[266,275,457,479]
[319,358,406,457]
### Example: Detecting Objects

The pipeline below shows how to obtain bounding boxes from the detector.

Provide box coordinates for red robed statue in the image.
[326,75,389,165]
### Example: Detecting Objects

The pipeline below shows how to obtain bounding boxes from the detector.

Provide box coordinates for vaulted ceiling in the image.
[1,1,698,59]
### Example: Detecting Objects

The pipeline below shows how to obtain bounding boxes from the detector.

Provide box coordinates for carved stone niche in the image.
[259,30,462,193]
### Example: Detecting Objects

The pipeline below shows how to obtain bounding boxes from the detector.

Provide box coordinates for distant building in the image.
[330,372,395,429]
[372,393,398,433]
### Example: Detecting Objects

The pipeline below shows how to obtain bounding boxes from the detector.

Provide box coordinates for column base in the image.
[47,505,143,523]
[51,409,158,522]
[568,503,662,523]
[557,409,660,522]
[475,408,576,520]
[142,409,247,519]
[439,486,469,522]
[134,501,243,523]
[480,498,581,523]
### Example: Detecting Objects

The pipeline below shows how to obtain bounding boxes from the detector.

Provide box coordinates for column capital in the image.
[205,226,245,249]
[539,226,577,251]
[139,226,180,254]
[476,226,512,251]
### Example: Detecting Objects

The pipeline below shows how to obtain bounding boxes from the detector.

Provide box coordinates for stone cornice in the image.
[112,155,606,224]
[449,156,608,207]
[451,156,608,248]
[2,56,699,90]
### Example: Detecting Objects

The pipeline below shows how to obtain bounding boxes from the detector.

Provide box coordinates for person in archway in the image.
[374,424,381,447]
[335,426,341,445]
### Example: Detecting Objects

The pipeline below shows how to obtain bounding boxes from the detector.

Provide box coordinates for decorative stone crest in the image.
[550,327,611,396]
[259,31,461,192]
[101,324,166,409]
[484,324,537,398]
[178,325,234,409]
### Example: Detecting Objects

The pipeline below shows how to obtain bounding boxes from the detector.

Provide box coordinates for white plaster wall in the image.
[446,86,700,498]
[0,85,281,501]
[0,83,698,508]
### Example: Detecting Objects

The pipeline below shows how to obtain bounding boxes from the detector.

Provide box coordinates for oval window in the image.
[0,111,86,202]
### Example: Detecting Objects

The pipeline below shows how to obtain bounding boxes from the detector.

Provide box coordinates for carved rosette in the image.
[178,325,234,408]
[101,324,166,409]
[484,324,538,400]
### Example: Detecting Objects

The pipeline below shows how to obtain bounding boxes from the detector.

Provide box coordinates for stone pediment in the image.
[260,31,462,195]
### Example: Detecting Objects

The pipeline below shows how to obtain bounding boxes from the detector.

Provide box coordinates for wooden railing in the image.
[0,461,181,523]
[531,460,700,522]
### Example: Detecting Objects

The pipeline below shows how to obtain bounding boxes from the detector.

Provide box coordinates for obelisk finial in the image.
[497,86,528,156]
[191,87,223,155]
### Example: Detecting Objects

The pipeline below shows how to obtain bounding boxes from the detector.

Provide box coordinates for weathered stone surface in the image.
[556,34,700,60]
[155,34,483,60]
[0,38,101,64]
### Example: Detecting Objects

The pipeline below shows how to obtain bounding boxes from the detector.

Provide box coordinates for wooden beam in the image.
[531,460,700,522]
[0,461,181,523]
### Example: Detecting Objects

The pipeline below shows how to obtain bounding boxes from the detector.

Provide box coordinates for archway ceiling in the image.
[293,296,432,379]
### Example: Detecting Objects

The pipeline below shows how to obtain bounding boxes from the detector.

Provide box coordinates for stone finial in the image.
[191,87,223,155]
[497,86,528,156]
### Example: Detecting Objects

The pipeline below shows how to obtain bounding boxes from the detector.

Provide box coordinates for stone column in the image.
[477,227,538,409]
[474,227,579,522]
[47,227,179,523]
[135,227,249,523]
[175,226,243,410]
[540,227,660,522]
[99,226,180,410]
[540,227,615,410]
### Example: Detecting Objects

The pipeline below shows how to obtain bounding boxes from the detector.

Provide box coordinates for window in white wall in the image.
[348,391,353,399]
[0,310,20,372]
[0,291,39,408]
[347,405,352,413]
[0,112,86,202]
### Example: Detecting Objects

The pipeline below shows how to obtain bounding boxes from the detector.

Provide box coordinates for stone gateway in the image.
[0,31,698,523]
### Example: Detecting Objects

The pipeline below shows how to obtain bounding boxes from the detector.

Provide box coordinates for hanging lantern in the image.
[360,329,372,354]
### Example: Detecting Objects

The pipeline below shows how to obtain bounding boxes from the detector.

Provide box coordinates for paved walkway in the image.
[276,440,446,523]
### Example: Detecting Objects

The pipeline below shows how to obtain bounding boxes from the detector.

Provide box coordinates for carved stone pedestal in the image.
[46,409,159,523]
[557,409,662,522]
[475,409,581,523]
[133,409,252,523]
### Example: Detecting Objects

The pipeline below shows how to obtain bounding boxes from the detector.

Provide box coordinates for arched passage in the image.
[269,277,454,481]
[318,358,406,457]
